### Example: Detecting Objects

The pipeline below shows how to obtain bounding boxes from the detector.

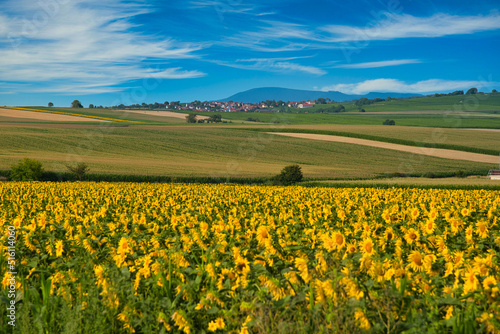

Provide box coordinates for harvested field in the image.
[0,108,108,122]
[119,109,210,120]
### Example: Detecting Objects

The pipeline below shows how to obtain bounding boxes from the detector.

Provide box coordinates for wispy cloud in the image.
[0,0,205,94]
[220,20,321,52]
[321,78,497,94]
[222,12,500,52]
[189,1,257,15]
[214,56,326,75]
[336,59,422,69]
[322,12,500,42]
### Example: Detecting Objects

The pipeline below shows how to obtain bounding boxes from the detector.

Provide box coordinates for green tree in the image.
[316,98,327,104]
[48,102,54,107]
[272,165,303,185]
[10,158,44,181]
[383,119,396,125]
[89,104,94,109]
[208,114,222,123]
[71,100,83,108]
[65,162,90,181]
[186,113,197,123]
[466,88,478,95]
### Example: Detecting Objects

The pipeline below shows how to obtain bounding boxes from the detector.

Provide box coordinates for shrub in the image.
[383,119,396,125]
[11,158,44,181]
[186,113,197,123]
[272,164,303,185]
[65,162,90,181]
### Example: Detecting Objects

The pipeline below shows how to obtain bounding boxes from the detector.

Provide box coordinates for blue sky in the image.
[0,0,499,106]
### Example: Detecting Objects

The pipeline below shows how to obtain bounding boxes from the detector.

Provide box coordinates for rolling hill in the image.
[218,87,420,103]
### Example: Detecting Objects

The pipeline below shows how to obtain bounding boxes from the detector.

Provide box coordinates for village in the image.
[110,99,324,112]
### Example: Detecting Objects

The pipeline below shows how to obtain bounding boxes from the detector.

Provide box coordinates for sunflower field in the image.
[0,182,499,333]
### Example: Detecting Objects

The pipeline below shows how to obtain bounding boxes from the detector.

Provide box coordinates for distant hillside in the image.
[218,87,420,103]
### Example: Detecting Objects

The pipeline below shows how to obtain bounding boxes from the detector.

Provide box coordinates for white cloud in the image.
[220,20,321,52]
[0,0,205,94]
[322,12,500,42]
[214,57,326,75]
[321,78,497,94]
[189,1,255,14]
[336,59,421,69]
[223,12,500,52]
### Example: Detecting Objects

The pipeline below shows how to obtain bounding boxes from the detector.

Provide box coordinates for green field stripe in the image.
[245,128,500,156]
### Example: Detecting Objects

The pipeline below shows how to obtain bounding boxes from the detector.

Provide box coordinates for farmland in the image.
[0,125,496,179]
[1,97,500,333]
[0,95,499,182]
[1,182,499,333]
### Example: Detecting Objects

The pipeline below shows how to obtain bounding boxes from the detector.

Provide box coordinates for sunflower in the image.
[354,309,371,330]
[256,226,270,245]
[475,220,489,239]
[461,207,470,217]
[384,227,395,242]
[453,251,465,267]
[444,306,454,320]
[449,218,461,234]
[482,276,498,290]
[346,243,357,254]
[361,238,375,257]
[428,209,439,221]
[295,257,310,283]
[404,228,420,245]
[423,219,435,235]
[55,240,64,257]
[463,269,479,294]
[234,255,250,276]
[465,226,474,242]
[333,231,345,249]
[407,250,424,272]
[410,208,420,220]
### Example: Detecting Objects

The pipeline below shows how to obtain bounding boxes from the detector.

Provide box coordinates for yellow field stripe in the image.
[4,106,141,123]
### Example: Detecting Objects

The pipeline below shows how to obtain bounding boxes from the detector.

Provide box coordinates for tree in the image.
[383,119,396,125]
[316,98,327,104]
[492,89,498,94]
[208,114,222,123]
[10,158,44,181]
[466,88,478,95]
[48,102,54,107]
[65,162,90,181]
[89,104,94,109]
[71,100,83,108]
[271,164,303,185]
[186,113,197,123]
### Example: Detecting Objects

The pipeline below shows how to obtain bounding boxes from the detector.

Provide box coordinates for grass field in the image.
[174,109,500,128]
[302,93,500,113]
[279,125,500,152]
[0,125,495,179]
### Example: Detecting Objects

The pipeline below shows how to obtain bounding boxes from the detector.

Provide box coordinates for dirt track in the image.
[271,132,499,164]
[0,108,106,122]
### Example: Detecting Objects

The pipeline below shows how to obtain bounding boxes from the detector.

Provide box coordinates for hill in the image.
[218,87,420,103]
